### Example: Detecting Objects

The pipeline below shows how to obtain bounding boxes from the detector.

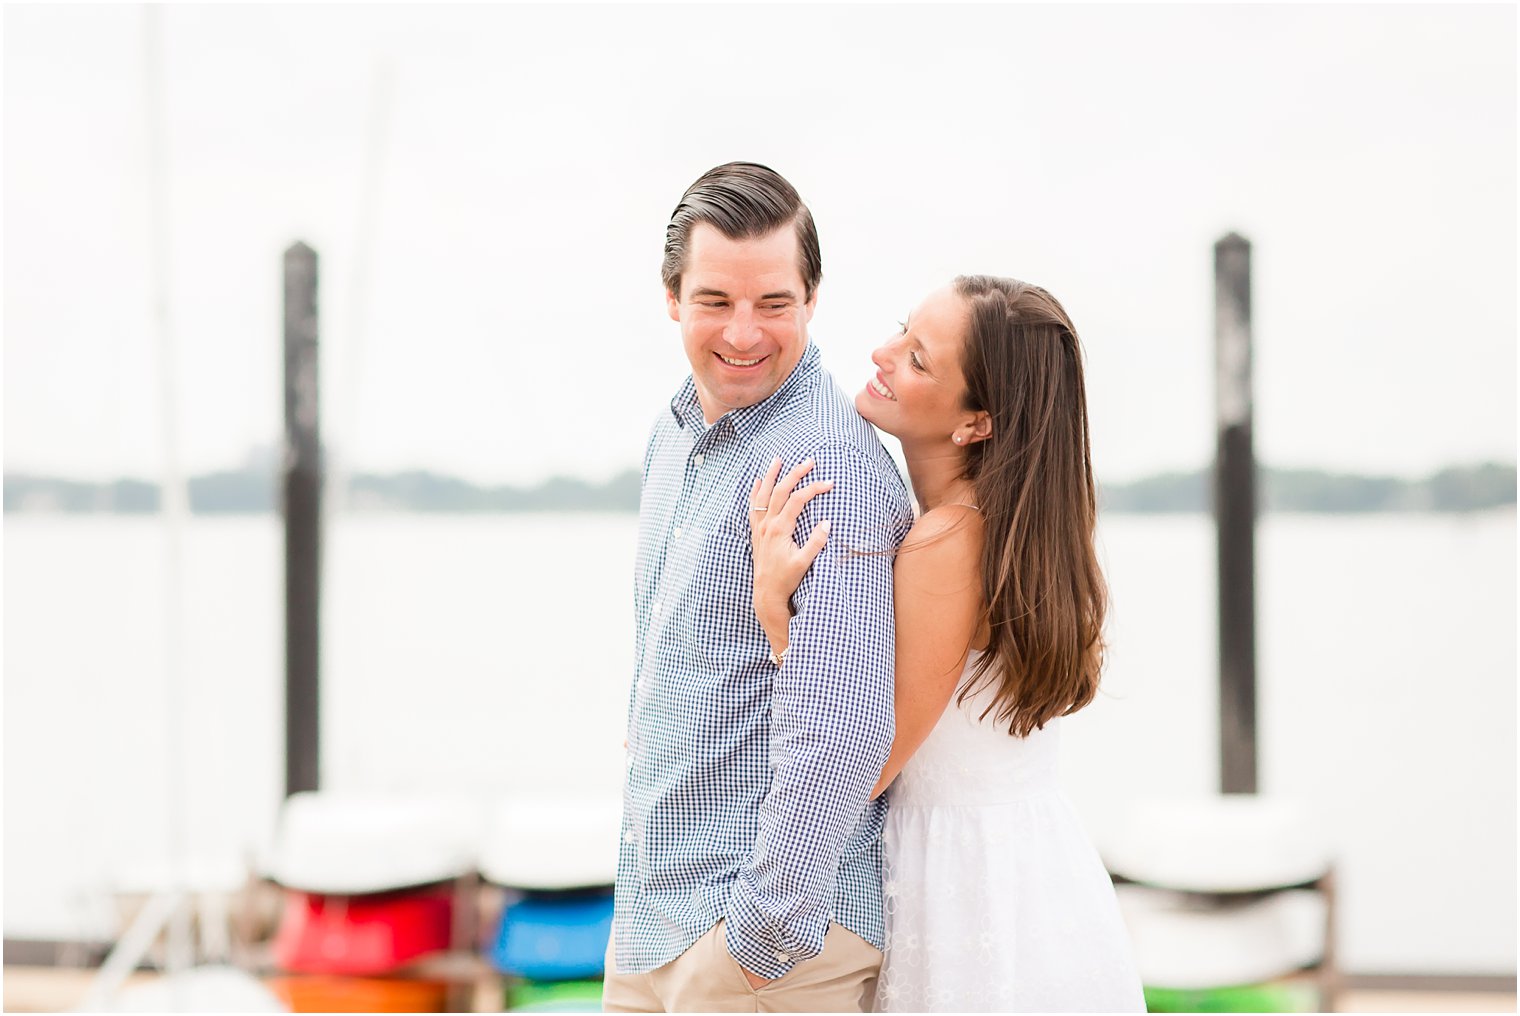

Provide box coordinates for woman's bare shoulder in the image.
[901,503,984,555]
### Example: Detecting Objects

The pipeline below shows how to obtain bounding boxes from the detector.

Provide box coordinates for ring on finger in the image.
[749,505,768,512]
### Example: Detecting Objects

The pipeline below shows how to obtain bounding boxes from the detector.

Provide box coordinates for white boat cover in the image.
[265,792,479,894]
[478,795,621,890]
[1115,885,1327,989]
[1101,795,1333,892]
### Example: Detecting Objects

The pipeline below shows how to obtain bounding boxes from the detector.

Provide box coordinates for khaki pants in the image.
[603,919,882,1013]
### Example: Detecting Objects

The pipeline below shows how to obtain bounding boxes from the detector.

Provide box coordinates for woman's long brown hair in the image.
[954,275,1106,737]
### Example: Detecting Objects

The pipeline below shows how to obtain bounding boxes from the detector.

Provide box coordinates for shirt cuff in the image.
[723,881,816,980]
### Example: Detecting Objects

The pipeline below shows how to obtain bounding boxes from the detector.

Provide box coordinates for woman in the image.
[747,275,1145,1012]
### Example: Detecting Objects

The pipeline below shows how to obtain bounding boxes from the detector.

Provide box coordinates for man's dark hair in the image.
[661,162,822,301]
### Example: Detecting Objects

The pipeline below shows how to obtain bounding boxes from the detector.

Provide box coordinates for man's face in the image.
[666,222,817,423]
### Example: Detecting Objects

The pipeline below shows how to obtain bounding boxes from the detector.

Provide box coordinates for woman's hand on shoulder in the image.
[747,456,834,634]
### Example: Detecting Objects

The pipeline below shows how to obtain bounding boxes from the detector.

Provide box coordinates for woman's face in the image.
[855,283,976,444]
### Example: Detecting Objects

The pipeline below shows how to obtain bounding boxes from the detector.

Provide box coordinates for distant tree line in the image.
[4,462,1514,515]
[2,468,644,515]
[1098,462,1516,514]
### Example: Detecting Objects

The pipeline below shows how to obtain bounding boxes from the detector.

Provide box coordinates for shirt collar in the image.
[668,341,822,441]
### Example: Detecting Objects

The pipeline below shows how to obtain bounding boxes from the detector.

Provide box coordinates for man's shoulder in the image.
[759,369,908,500]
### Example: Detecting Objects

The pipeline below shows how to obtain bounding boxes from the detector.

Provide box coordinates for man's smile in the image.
[717,352,769,369]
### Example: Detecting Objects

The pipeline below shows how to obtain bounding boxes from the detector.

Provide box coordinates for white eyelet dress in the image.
[874,650,1146,1012]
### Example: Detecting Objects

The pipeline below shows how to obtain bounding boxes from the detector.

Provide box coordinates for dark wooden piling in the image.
[1214,232,1258,795]
[284,242,322,797]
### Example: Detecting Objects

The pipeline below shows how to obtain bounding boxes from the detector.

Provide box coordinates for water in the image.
[3,511,1514,973]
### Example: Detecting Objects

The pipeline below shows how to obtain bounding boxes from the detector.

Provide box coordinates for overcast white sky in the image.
[4,3,1515,486]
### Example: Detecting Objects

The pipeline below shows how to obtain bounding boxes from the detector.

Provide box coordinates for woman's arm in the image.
[748,464,986,796]
[869,505,984,798]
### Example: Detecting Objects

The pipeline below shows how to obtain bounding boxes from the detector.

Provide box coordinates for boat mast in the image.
[143,1,194,981]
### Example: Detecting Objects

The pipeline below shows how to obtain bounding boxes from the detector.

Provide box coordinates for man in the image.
[604,162,914,1012]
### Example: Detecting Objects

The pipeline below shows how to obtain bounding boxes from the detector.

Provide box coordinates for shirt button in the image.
[652,600,662,615]
[772,950,789,962]
[673,526,682,539]
[692,454,705,466]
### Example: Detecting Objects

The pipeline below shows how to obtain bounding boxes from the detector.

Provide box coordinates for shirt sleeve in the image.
[724,442,909,978]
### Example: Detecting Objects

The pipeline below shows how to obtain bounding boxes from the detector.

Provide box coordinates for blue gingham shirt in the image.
[615,341,914,980]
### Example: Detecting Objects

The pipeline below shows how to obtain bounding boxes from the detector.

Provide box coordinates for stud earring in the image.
[953,435,963,444]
